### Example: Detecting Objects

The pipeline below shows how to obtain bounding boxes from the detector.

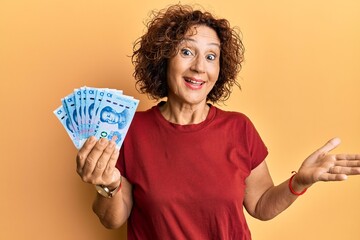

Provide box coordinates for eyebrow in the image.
[182,38,221,48]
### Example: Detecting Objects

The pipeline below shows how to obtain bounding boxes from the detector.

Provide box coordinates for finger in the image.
[102,146,121,184]
[313,138,341,158]
[81,138,109,181]
[335,154,360,161]
[76,136,97,174]
[318,172,348,181]
[329,166,360,175]
[333,159,360,168]
[91,140,116,179]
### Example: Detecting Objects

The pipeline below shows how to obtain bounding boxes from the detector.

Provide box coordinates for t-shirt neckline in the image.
[153,101,216,132]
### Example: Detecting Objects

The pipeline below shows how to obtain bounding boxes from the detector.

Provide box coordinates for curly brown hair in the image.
[131,4,244,103]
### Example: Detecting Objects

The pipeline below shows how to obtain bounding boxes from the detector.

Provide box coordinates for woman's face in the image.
[166,25,220,106]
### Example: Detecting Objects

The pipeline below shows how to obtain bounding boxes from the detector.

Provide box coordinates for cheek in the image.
[209,65,220,83]
[167,59,184,85]
[168,57,184,75]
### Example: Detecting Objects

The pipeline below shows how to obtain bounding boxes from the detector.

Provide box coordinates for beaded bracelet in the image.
[288,171,307,196]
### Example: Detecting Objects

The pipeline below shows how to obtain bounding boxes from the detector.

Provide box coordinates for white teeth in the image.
[185,78,203,85]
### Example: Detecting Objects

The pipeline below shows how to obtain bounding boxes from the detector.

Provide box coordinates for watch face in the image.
[95,185,111,198]
[94,181,121,198]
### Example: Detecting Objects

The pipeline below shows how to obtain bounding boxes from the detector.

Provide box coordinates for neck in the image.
[159,99,210,125]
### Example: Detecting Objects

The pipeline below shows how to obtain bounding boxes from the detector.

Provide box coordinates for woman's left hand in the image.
[294,138,360,189]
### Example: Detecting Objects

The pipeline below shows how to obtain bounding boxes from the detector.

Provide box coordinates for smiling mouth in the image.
[184,78,204,86]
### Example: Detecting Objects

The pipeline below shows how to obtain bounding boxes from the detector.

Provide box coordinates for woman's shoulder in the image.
[213,106,251,122]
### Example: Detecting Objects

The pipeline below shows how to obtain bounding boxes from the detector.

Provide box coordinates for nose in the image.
[190,55,205,73]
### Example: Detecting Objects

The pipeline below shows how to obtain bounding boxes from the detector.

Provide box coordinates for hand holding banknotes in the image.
[54,86,138,197]
[76,136,121,191]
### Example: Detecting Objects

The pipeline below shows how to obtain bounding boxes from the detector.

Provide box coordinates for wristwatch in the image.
[95,176,122,198]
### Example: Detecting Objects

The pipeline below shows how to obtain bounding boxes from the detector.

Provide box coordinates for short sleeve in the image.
[244,117,268,170]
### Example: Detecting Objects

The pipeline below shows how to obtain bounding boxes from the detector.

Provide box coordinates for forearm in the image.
[92,178,133,229]
[254,175,310,221]
[92,189,130,229]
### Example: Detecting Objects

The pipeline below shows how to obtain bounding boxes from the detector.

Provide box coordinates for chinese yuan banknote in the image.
[54,87,139,149]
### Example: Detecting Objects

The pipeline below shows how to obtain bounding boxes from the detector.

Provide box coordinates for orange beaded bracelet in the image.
[288,171,307,196]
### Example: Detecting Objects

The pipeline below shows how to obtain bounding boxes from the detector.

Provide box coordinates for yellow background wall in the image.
[1,0,359,239]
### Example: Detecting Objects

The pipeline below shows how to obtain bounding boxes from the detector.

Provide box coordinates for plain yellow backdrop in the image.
[1,0,359,239]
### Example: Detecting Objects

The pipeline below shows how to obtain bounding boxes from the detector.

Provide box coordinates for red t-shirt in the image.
[117,103,268,240]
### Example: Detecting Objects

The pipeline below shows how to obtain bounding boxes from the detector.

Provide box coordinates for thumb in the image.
[315,137,341,157]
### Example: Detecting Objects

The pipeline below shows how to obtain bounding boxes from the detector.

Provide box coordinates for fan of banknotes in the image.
[54,86,139,149]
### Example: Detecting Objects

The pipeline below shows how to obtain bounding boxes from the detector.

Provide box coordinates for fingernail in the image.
[88,136,96,143]
[111,135,118,142]
[99,138,107,145]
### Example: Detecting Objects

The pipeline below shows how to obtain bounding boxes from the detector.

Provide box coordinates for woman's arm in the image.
[92,177,133,228]
[76,136,133,228]
[244,138,360,221]
[243,161,298,220]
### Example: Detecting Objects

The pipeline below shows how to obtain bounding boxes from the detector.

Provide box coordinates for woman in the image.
[76,4,360,239]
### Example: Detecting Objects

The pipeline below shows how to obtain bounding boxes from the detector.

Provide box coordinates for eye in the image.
[181,48,193,56]
[206,54,216,61]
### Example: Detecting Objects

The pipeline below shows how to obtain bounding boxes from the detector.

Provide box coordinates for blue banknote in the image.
[93,90,139,149]
[85,87,97,137]
[91,88,107,136]
[90,88,124,135]
[74,88,83,139]
[53,105,80,148]
[61,93,80,141]
[54,86,138,149]
[80,87,88,139]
